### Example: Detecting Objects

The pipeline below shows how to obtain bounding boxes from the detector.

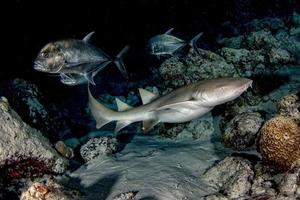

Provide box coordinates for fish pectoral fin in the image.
[82,31,95,43]
[115,120,133,133]
[138,88,159,104]
[84,72,96,85]
[142,119,160,133]
[115,98,132,111]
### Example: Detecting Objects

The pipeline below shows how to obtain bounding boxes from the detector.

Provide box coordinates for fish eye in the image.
[41,52,49,58]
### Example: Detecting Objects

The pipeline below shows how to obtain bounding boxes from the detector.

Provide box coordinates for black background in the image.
[5,0,300,95]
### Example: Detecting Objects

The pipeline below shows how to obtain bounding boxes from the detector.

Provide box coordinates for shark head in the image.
[192,77,253,107]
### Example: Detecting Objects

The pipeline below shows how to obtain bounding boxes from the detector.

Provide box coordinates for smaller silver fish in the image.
[34,32,130,85]
[60,73,87,86]
[146,28,203,57]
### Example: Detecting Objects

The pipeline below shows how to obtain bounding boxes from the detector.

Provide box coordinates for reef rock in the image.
[159,48,237,88]
[277,168,300,199]
[20,178,82,200]
[112,191,138,200]
[258,116,300,171]
[0,79,65,139]
[80,136,119,162]
[222,112,264,150]
[278,94,300,121]
[201,156,254,199]
[54,141,74,159]
[251,162,277,198]
[0,96,68,178]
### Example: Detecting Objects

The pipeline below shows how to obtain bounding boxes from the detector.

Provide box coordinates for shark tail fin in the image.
[88,86,114,129]
[114,45,130,79]
[188,32,203,54]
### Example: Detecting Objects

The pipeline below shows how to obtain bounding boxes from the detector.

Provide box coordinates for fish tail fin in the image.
[188,32,203,53]
[88,86,114,129]
[114,45,130,79]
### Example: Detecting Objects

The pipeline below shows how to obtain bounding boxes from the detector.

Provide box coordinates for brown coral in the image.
[259,116,300,171]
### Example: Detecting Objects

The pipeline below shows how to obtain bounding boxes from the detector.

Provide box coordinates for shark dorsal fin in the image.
[139,88,158,105]
[142,119,160,133]
[115,98,132,111]
[83,31,95,43]
[115,120,132,133]
[164,28,174,35]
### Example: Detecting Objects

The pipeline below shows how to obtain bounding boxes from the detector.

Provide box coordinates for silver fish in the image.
[88,77,253,133]
[60,73,87,86]
[146,28,203,56]
[34,32,129,85]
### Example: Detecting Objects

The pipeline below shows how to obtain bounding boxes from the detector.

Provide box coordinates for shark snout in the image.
[237,78,253,93]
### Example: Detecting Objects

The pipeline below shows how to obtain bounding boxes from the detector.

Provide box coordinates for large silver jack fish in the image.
[88,77,253,133]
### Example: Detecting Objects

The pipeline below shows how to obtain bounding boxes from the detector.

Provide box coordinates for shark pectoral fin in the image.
[142,119,160,133]
[138,88,159,104]
[115,98,132,111]
[82,31,95,43]
[115,121,133,133]
[84,72,96,85]
[156,101,201,114]
[96,117,111,129]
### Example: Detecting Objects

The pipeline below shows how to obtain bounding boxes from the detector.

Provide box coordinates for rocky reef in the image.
[1,11,300,200]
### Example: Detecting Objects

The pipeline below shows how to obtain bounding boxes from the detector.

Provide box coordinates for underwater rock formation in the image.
[54,141,74,159]
[201,156,254,199]
[0,96,68,178]
[0,79,65,140]
[222,112,264,150]
[258,116,300,171]
[112,191,138,200]
[251,162,277,198]
[80,136,119,162]
[278,94,300,121]
[20,178,82,200]
[159,49,237,88]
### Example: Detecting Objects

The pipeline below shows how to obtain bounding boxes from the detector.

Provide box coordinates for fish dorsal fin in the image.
[164,28,174,35]
[142,119,160,133]
[115,98,132,111]
[138,88,158,105]
[83,31,95,43]
[115,120,132,133]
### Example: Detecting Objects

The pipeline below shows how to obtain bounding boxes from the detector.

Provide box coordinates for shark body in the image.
[88,77,253,132]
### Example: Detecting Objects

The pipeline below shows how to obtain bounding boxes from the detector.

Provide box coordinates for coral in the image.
[80,136,119,162]
[258,116,300,171]
[222,112,264,150]
[0,97,68,178]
